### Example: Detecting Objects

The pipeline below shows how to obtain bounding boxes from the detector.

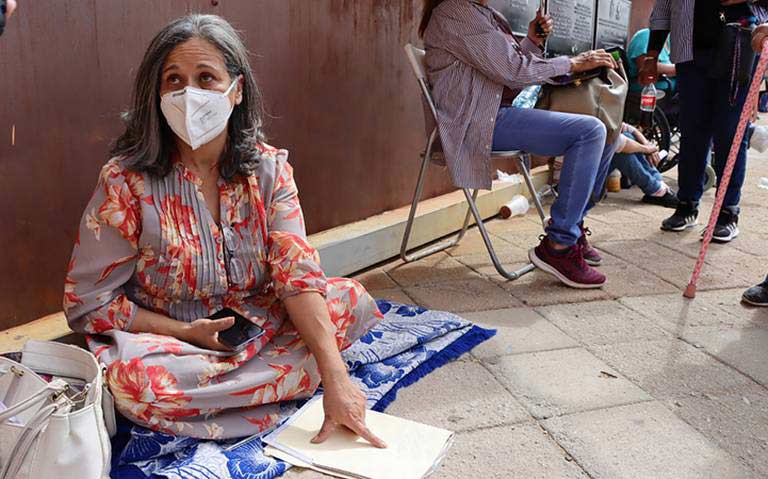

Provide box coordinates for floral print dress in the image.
[64,144,382,439]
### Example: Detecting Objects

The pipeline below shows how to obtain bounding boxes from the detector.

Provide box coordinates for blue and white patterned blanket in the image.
[110,300,495,479]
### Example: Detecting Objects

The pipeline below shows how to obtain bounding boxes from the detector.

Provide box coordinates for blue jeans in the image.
[492,107,618,246]
[611,133,663,195]
[677,49,751,209]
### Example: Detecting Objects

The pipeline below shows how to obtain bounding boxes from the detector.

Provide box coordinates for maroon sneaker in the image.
[578,225,602,266]
[529,237,606,289]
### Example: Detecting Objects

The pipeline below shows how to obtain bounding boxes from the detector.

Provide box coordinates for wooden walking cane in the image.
[684,40,768,299]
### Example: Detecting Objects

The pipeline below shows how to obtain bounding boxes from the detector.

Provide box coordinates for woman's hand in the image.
[527,9,554,46]
[570,49,617,73]
[312,373,387,449]
[621,136,658,156]
[179,317,235,351]
[752,24,768,53]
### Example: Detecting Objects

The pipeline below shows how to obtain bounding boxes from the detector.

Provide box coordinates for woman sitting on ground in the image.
[64,14,384,445]
[611,123,680,208]
[421,0,620,288]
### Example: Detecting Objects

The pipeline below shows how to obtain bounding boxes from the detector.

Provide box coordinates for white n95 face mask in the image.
[160,78,239,150]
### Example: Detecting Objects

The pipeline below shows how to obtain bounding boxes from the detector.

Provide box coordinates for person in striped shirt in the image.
[421,0,619,289]
[640,0,768,242]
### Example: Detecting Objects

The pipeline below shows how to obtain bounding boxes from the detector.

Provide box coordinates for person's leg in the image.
[708,56,753,242]
[612,152,663,195]
[492,107,606,288]
[676,56,716,203]
[662,55,716,230]
[492,107,606,247]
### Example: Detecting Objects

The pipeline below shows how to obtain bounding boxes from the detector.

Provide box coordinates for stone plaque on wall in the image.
[488,0,539,37]
[546,0,597,55]
[595,0,632,49]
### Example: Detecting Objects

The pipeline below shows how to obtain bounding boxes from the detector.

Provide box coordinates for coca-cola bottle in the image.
[640,82,657,129]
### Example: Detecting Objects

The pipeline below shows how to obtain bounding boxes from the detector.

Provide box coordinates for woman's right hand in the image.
[570,49,617,73]
[180,317,235,351]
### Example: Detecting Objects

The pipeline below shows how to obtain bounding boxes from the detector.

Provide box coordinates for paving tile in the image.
[404,278,523,313]
[352,267,397,290]
[619,290,763,332]
[595,255,679,299]
[599,240,752,291]
[588,220,660,243]
[585,206,652,226]
[590,339,756,399]
[435,423,589,479]
[666,386,768,478]
[367,288,414,305]
[443,229,518,257]
[536,300,670,346]
[484,217,546,249]
[463,308,578,358]
[385,252,481,287]
[451,247,530,274]
[384,360,530,432]
[542,401,758,479]
[731,231,768,258]
[486,348,651,419]
[500,269,613,307]
[681,327,768,385]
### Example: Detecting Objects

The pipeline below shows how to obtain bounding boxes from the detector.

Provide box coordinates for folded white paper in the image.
[263,396,454,479]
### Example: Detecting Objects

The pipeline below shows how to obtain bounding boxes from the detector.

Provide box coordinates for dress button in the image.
[217,253,224,261]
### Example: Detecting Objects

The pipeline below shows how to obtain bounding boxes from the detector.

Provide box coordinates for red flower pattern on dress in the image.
[107,358,199,425]
[99,182,141,248]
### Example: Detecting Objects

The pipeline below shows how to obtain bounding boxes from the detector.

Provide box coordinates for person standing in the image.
[741,22,768,307]
[640,0,768,242]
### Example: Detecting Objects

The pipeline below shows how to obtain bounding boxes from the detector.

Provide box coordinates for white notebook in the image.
[263,396,454,479]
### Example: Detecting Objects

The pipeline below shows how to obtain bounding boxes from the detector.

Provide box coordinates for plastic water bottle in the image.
[640,82,657,129]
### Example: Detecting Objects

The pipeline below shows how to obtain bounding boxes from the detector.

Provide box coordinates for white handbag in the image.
[0,340,116,479]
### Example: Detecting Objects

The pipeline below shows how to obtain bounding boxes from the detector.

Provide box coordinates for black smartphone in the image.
[208,308,265,352]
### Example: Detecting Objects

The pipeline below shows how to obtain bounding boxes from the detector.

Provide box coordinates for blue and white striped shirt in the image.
[650,0,768,64]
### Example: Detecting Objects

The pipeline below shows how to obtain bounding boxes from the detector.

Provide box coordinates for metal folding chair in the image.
[400,44,547,281]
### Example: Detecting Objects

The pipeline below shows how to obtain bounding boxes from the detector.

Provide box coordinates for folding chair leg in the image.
[400,133,475,263]
[514,154,548,225]
[462,188,536,281]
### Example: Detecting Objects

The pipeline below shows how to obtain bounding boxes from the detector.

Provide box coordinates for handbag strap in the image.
[0,395,70,479]
[0,379,67,424]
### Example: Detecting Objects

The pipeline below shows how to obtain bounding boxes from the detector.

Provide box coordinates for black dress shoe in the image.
[742,281,768,307]
[642,190,681,209]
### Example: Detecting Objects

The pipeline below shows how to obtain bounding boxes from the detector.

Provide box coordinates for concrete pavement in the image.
[285,141,768,478]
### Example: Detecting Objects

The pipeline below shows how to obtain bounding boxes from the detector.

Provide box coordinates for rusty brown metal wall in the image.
[0,0,463,330]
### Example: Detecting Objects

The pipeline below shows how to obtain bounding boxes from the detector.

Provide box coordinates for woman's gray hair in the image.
[112,14,265,179]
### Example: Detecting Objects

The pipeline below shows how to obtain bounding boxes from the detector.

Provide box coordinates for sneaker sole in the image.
[711,228,739,244]
[660,221,697,232]
[529,248,605,289]
[741,295,768,307]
